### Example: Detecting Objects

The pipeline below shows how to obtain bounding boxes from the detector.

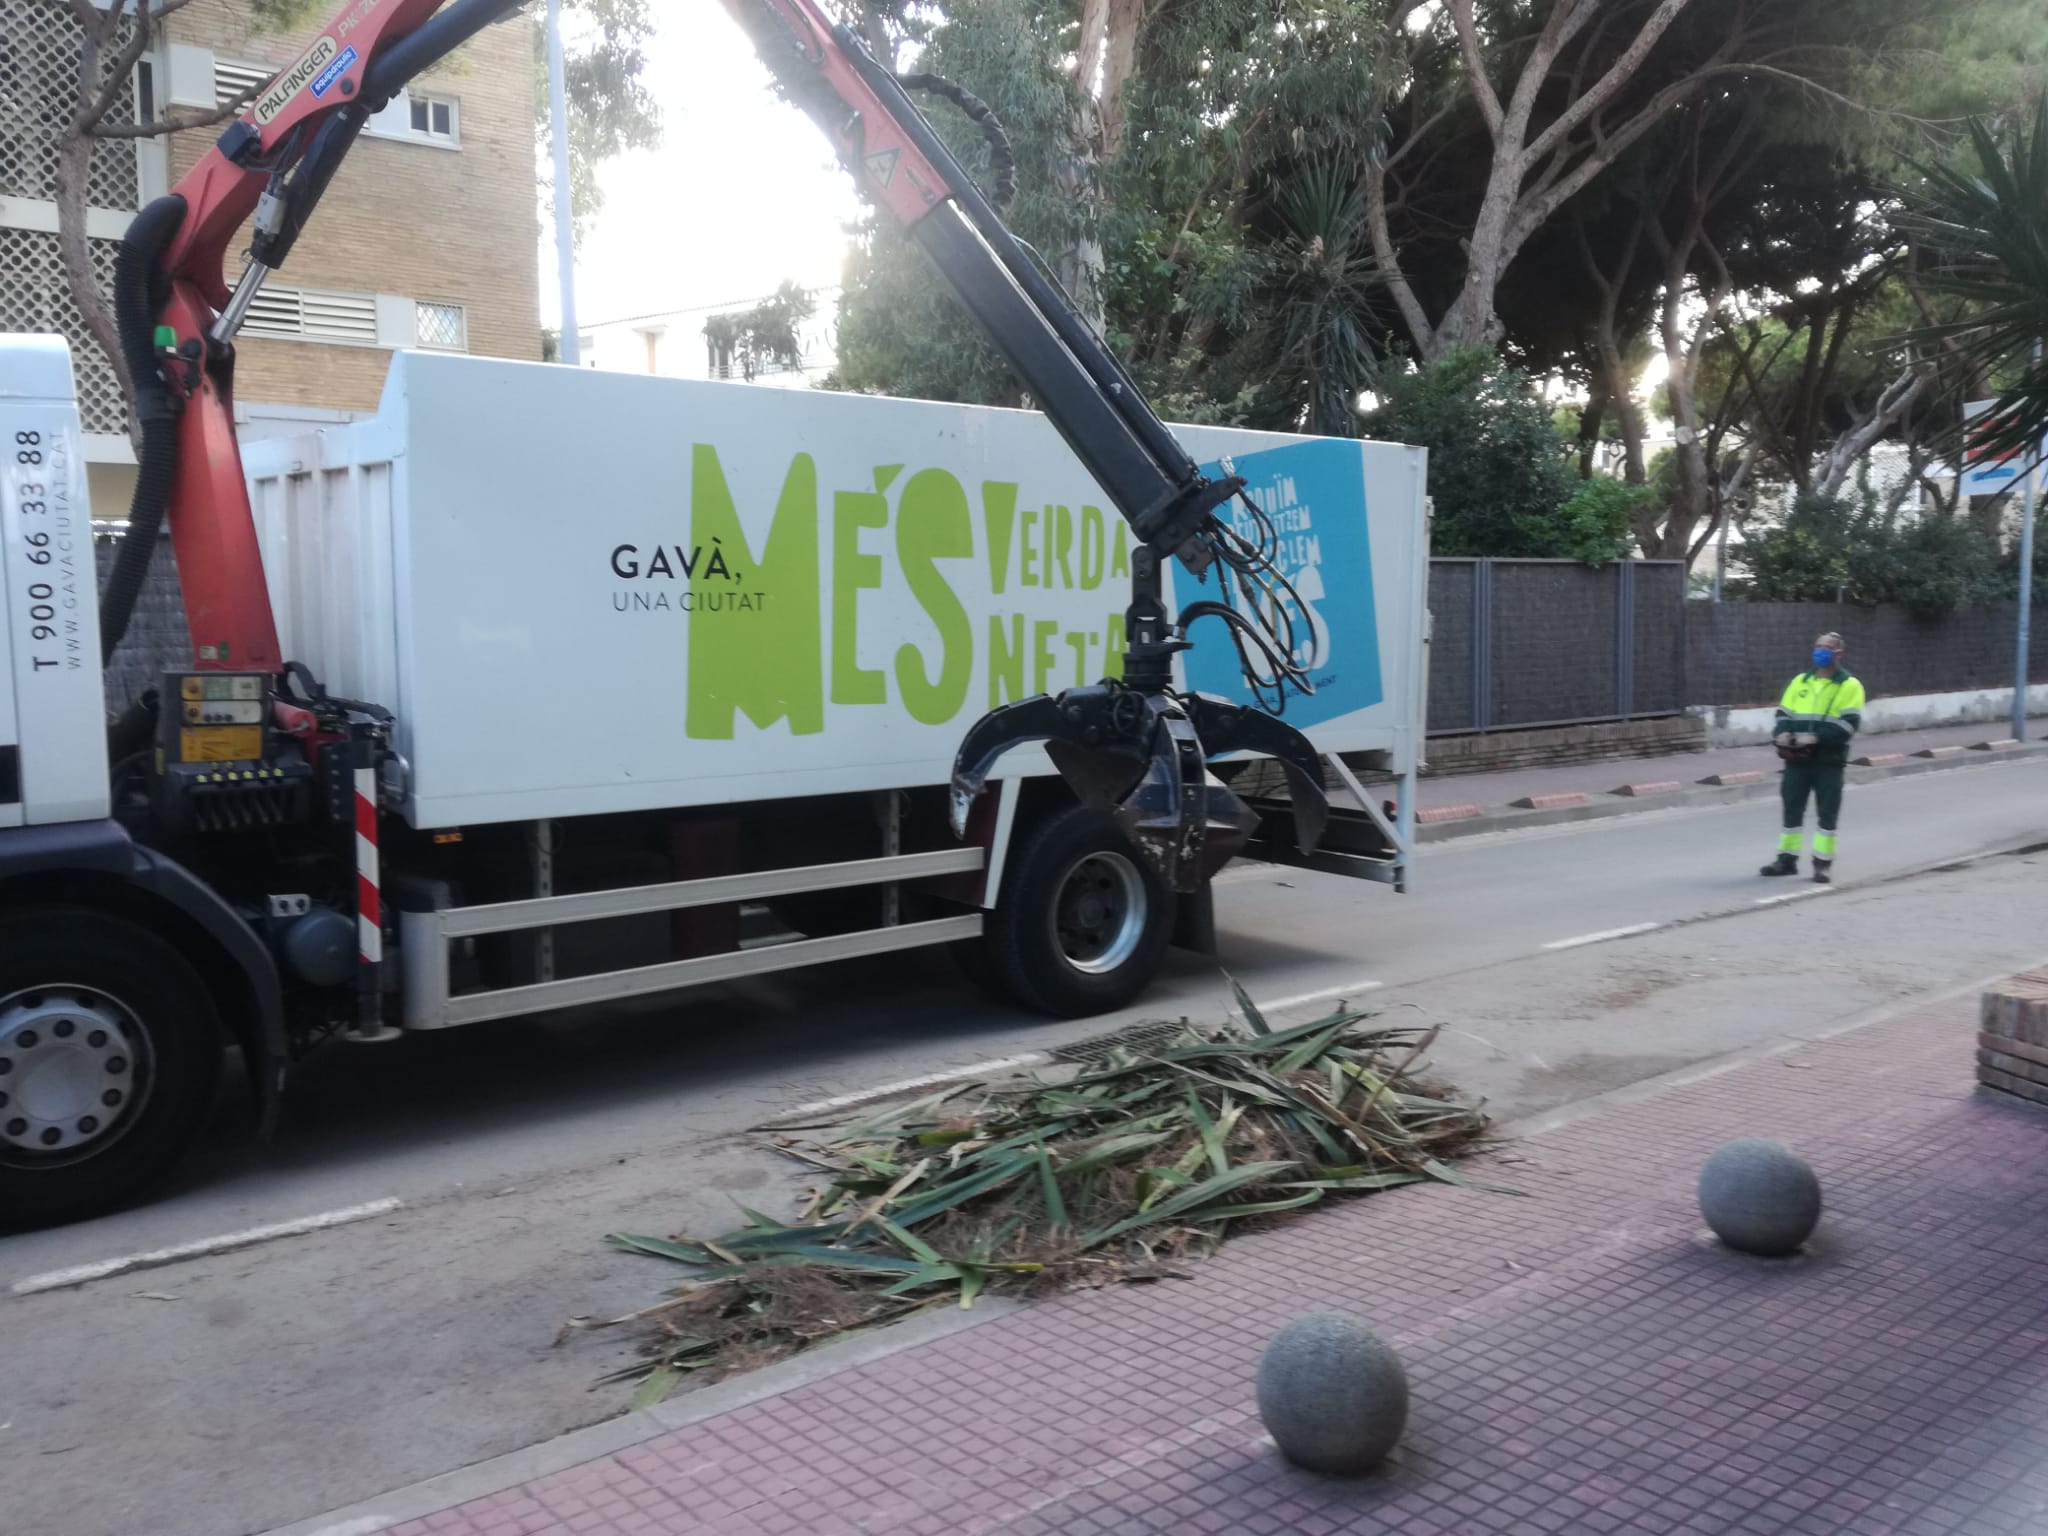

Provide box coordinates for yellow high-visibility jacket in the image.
[1776,670,1866,764]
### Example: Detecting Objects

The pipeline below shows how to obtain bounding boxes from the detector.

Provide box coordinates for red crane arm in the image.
[128,0,491,674]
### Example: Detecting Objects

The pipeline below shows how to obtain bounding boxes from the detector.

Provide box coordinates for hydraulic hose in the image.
[896,73,1016,212]
[99,195,189,665]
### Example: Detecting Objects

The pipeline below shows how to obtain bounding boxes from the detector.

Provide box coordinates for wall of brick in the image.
[1685,601,2048,708]
[163,2,541,413]
[1421,716,1706,777]
[1977,968,2048,1111]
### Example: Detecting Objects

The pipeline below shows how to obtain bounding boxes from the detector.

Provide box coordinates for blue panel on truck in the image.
[1184,438,1385,725]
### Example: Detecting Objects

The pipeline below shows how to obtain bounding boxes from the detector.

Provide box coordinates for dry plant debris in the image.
[579,991,1501,1407]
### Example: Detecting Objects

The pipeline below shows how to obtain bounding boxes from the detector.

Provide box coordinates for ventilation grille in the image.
[0,225,127,434]
[213,60,272,111]
[241,285,378,345]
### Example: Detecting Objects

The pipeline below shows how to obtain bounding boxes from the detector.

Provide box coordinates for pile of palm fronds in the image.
[583,994,1498,1406]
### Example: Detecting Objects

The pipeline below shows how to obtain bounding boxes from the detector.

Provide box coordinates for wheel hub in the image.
[1054,852,1147,975]
[0,989,142,1158]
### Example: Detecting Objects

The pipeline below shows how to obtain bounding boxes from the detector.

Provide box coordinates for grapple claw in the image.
[949,681,1324,894]
[1183,695,1332,856]
[948,693,1076,837]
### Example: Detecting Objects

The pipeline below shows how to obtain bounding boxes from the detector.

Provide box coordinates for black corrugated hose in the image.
[896,73,1016,212]
[99,194,189,666]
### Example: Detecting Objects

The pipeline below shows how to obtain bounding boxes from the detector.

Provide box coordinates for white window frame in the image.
[365,88,462,149]
[413,300,469,352]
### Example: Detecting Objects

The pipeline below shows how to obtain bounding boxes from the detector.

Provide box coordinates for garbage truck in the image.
[0,0,1426,1228]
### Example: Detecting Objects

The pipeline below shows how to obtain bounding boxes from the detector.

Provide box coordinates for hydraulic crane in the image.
[100,0,1332,901]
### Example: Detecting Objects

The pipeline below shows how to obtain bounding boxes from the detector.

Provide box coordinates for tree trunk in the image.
[1083,0,1145,155]
[1363,153,1439,358]
[1812,364,1931,500]
[1071,0,1142,335]
[1577,383,1607,479]
[1594,350,1647,485]
[858,2,897,69]
[1055,82,1108,334]
[1435,168,1519,354]
[1657,272,1712,562]
[54,126,136,439]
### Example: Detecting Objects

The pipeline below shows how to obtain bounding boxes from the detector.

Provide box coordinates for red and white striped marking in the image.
[354,765,382,964]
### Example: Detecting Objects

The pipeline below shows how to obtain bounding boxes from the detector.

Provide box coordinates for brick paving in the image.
[377,995,2048,1535]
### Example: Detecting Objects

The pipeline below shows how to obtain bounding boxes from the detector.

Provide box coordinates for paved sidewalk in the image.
[1407,718,2048,836]
[284,979,2048,1536]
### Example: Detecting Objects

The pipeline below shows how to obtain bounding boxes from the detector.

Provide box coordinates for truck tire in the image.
[976,805,1174,1018]
[0,909,225,1230]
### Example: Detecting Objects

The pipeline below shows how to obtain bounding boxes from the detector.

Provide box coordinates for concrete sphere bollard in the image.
[1256,1312,1409,1475]
[1698,1138,1821,1256]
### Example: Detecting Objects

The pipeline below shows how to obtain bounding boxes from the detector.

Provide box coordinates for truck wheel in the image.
[978,805,1173,1018]
[0,909,224,1230]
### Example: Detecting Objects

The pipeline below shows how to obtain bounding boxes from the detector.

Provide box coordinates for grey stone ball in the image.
[1256,1311,1409,1475]
[1698,1138,1821,1256]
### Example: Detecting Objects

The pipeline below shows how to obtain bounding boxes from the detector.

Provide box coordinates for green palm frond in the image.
[1899,101,2048,461]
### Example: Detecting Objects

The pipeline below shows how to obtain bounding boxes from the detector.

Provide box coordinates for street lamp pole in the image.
[546,0,579,366]
[2013,342,2042,741]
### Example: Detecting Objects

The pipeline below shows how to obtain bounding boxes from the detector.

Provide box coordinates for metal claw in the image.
[948,693,1077,837]
[1183,695,1331,856]
[950,682,1281,895]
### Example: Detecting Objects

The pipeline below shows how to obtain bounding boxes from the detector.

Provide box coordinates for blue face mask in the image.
[1812,647,1835,668]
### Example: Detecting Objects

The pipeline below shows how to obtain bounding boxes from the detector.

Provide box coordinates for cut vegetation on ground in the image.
[581,993,1499,1406]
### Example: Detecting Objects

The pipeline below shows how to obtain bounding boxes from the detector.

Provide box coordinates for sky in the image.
[537,11,861,332]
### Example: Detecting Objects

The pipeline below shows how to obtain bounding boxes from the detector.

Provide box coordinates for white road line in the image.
[1243,979,1385,1016]
[782,1052,1052,1119]
[11,1197,404,1297]
[1755,887,1835,906]
[1541,922,1664,951]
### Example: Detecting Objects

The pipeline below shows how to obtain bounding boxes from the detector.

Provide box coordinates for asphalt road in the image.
[4,755,2046,1536]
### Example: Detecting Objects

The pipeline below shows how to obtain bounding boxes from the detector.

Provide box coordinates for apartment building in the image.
[0,0,540,515]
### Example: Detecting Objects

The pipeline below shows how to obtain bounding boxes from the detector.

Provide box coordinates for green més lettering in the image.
[686,446,824,739]
[895,469,974,725]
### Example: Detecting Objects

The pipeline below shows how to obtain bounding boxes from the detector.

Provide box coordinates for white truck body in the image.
[240,352,1428,832]
[0,337,110,829]
[0,334,1429,1224]
[2,338,1427,1044]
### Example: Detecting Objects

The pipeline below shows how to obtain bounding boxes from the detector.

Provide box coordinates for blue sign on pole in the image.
[1181,437,1383,725]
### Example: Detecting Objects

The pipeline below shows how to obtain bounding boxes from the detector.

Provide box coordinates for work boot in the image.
[1811,859,1832,885]
[1760,852,1799,877]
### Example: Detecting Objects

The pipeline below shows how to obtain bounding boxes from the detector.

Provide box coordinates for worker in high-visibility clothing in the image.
[1760,631,1865,885]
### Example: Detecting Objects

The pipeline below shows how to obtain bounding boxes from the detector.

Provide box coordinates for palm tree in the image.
[1249,160,1385,438]
[1902,100,2048,461]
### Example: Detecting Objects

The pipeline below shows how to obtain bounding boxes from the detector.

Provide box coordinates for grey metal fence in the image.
[1428,559,1687,735]
[1686,600,2048,708]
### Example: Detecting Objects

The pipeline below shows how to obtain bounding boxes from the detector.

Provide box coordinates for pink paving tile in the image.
[372,994,2048,1536]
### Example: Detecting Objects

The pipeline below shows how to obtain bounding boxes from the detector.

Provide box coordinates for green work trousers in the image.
[1779,758,1845,859]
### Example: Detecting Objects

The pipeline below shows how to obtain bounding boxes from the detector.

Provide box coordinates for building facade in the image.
[0,0,540,515]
